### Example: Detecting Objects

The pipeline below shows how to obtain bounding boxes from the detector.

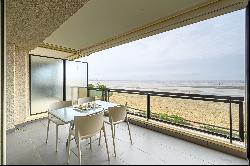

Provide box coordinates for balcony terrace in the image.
[7,118,248,165]
[1,0,249,165]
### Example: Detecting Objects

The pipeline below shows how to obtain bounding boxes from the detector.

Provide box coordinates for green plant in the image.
[108,92,113,97]
[158,113,186,125]
[96,82,107,90]
[169,115,186,124]
[88,83,95,90]
[159,113,168,120]
[140,111,147,116]
[200,125,239,138]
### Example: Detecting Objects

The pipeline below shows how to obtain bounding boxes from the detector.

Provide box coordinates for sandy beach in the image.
[109,93,243,131]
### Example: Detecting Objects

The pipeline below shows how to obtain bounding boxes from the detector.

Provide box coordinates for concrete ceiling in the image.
[44,0,208,50]
[7,0,89,51]
[30,0,248,59]
[29,47,71,59]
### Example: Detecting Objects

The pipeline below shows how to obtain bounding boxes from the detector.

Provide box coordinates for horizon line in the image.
[89,79,245,81]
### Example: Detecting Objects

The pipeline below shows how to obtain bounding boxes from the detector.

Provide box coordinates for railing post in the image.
[147,93,151,120]
[104,89,108,102]
[101,89,105,101]
[239,101,244,142]
[229,100,233,143]
[63,60,66,101]
[103,89,105,101]
[87,87,89,97]
[107,89,110,102]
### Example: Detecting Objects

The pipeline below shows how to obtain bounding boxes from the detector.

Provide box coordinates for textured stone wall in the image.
[25,56,30,118]
[6,44,15,130]
[6,44,29,130]
[5,1,91,130]
[7,0,90,50]
[14,47,28,125]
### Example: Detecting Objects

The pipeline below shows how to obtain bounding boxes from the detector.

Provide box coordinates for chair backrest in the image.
[108,105,127,123]
[49,101,72,111]
[74,111,104,138]
[78,97,95,105]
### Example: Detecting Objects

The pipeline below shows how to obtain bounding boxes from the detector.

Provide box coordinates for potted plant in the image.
[87,83,96,98]
[88,82,108,100]
[96,82,107,100]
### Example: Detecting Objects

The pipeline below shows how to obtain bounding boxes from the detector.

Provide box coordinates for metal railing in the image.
[88,88,245,143]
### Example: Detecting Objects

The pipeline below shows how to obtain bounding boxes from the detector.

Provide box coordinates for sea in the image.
[89,80,245,97]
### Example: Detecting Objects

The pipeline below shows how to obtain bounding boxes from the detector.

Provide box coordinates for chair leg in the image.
[67,134,71,164]
[56,125,59,152]
[111,123,116,157]
[74,137,78,146]
[127,121,133,144]
[99,131,102,145]
[103,125,110,161]
[76,138,81,165]
[45,119,50,143]
[113,124,116,137]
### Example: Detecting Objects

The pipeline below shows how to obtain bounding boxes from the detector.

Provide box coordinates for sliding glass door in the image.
[30,56,63,115]
[66,61,88,102]
[30,55,88,115]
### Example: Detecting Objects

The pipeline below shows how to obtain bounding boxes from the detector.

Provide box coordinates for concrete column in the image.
[6,44,15,130]
[6,43,29,130]
[13,47,28,125]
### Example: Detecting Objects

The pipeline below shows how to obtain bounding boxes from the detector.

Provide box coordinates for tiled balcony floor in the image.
[7,118,249,165]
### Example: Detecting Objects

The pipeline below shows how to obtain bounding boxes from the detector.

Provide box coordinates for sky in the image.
[80,9,245,81]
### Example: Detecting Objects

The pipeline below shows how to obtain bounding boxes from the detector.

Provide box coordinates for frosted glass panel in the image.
[66,61,88,101]
[31,56,63,114]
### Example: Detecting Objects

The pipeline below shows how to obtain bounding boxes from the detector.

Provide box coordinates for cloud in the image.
[81,9,245,80]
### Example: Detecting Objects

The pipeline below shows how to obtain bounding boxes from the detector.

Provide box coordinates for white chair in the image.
[45,100,72,152]
[77,96,95,146]
[101,104,132,157]
[67,111,110,165]
[78,97,95,105]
